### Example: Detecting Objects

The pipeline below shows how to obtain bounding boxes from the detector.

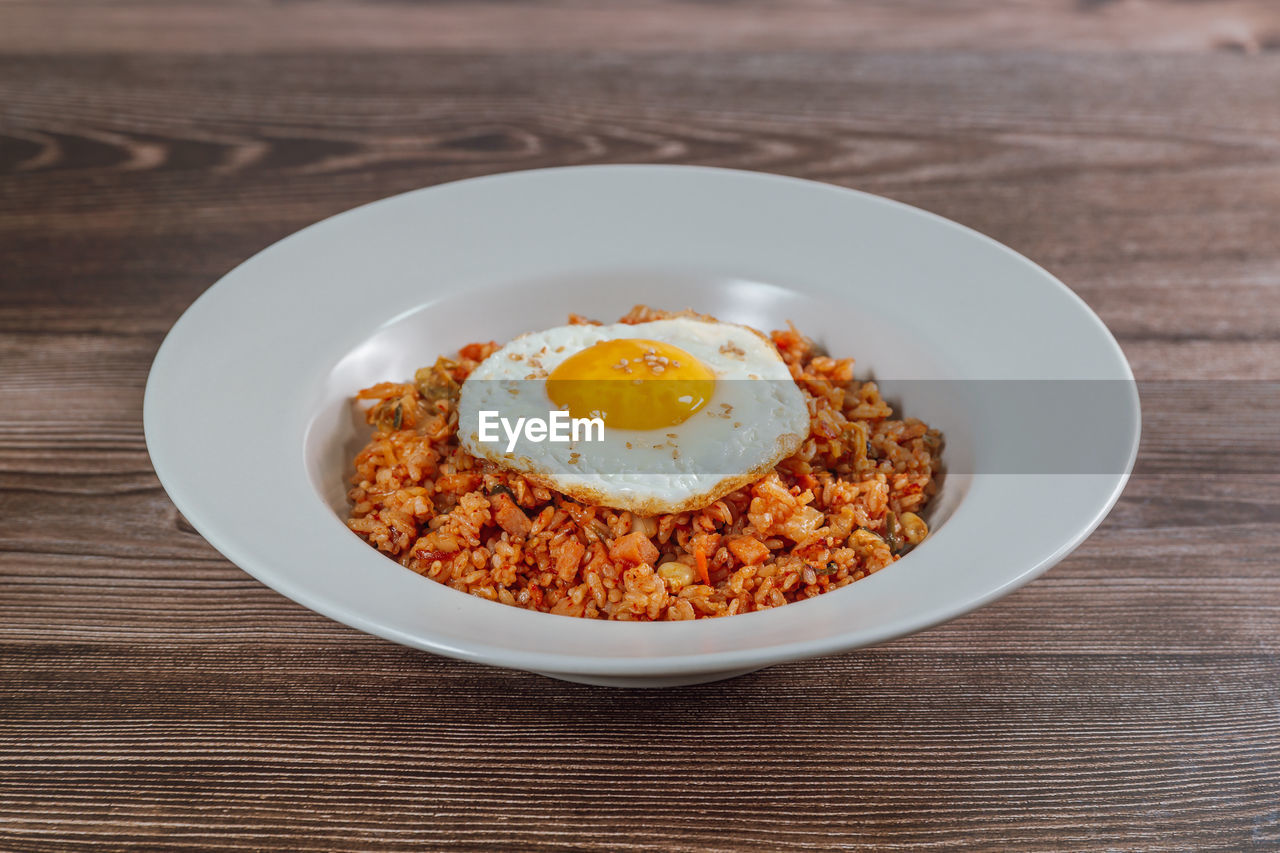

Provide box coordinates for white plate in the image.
[145,165,1140,687]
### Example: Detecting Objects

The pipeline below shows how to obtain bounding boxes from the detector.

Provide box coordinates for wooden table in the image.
[4,2,1279,849]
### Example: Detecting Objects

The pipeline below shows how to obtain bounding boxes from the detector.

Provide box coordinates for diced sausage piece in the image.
[555,537,586,578]
[490,493,531,538]
[727,536,771,566]
[608,531,660,566]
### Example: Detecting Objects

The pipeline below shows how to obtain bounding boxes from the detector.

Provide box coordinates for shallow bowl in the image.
[144,165,1140,687]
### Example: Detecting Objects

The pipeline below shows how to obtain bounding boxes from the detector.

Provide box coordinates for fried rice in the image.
[345,306,942,621]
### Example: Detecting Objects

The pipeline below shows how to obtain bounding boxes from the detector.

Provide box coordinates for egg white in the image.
[456,317,811,514]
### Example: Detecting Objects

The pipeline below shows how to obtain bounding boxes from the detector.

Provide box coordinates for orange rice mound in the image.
[346,306,942,620]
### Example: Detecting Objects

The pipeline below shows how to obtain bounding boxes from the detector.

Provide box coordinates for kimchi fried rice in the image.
[346,306,943,621]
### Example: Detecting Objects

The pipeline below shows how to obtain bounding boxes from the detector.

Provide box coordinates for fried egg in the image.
[457,316,811,515]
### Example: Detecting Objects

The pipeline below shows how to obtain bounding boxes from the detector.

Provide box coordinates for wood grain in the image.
[2,1,1279,850]
[3,0,1280,54]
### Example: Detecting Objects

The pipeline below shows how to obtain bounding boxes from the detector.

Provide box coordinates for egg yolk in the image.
[546,339,715,430]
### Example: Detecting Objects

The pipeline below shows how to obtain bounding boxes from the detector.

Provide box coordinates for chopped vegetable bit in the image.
[899,511,928,545]
[884,511,903,553]
[486,483,517,501]
[415,357,462,402]
[658,561,697,591]
[695,546,710,586]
